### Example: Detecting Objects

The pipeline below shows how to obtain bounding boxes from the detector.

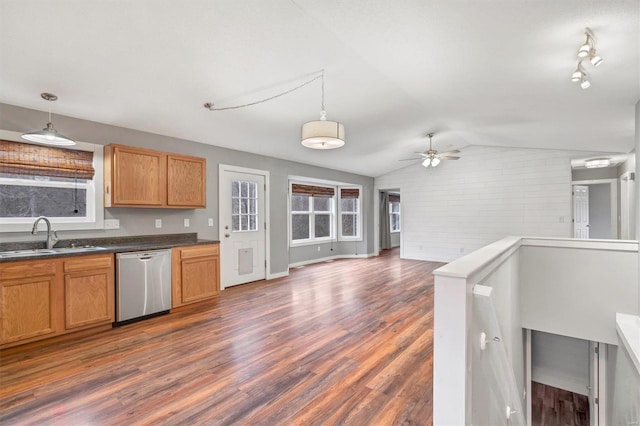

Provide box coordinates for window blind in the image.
[0,140,95,180]
[291,183,335,197]
[340,188,360,198]
[388,194,400,203]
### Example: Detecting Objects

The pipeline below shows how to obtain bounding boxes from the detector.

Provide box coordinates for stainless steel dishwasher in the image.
[115,249,171,325]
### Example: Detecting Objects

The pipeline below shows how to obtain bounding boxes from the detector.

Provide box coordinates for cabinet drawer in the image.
[63,254,113,273]
[0,260,57,280]
[180,245,219,260]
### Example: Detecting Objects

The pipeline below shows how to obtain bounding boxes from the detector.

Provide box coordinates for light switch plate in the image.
[208,218,214,227]
[155,219,162,228]
[104,219,120,229]
[184,218,190,228]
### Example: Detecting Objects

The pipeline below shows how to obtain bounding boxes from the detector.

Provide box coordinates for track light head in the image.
[577,43,590,58]
[580,76,591,89]
[589,49,603,67]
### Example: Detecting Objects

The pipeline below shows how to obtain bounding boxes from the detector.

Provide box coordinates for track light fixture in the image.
[571,29,603,89]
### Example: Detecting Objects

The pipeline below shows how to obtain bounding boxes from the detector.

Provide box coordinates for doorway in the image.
[219,165,270,289]
[377,189,401,255]
[571,179,617,239]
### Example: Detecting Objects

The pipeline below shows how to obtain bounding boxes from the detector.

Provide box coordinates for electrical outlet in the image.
[208,218,214,227]
[317,246,321,252]
[155,219,162,228]
[104,219,120,229]
[184,218,190,228]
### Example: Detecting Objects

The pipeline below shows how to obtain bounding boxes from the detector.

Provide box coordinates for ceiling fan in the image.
[400,133,461,167]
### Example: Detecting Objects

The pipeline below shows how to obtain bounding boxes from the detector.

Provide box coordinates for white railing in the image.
[433,236,639,425]
[612,313,640,424]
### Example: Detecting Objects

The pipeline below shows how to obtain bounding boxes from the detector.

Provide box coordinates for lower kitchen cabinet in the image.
[63,255,114,330]
[0,260,59,344]
[172,244,220,308]
[0,253,115,349]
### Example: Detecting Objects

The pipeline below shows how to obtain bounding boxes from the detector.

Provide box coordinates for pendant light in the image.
[22,93,76,146]
[301,70,345,150]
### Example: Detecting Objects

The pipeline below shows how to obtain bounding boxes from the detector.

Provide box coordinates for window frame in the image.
[338,185,363,242]
[0,132,104,233]
[289,182,336,246]
[389,201,401,233]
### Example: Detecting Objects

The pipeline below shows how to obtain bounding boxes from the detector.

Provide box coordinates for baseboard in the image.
[267,271,289,280]
[289,253,375,268]
[532,366,589,396]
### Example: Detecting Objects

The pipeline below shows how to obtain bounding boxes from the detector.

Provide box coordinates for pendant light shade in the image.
[300,71,345,150]
[301,111,345,149]
[22,93,76,146]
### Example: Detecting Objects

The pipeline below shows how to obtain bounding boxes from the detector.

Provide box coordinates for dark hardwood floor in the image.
[0,248,441,425]
[532,382,589,426]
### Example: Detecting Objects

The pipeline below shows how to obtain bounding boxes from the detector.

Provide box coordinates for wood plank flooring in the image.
[0,248,441,425]
[531,382,589,426]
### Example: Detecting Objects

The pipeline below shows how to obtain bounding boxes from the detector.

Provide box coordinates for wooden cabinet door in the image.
[63,255,114,330]
[110,145,166,206]
[167,154,206,207]
[0,272,58,344]
[172,245,220,308]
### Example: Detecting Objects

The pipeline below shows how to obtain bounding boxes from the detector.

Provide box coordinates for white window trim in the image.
[0,130,104,232]
[337,185,363,242]
[289,181,336,246]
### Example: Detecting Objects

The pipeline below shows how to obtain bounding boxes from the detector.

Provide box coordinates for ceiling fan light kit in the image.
[571,29,603,90]
[204,69,345,150]
[400,132,460,168]
[22,93,76,146]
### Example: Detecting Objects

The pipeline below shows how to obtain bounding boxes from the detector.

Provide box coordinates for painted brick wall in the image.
[375,146,581,262]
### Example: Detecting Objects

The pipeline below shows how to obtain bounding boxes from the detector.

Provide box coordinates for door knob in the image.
[225,233,230,238]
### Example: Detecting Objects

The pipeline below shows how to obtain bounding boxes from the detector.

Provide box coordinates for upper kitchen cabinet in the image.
[104,144,206,208]
[167,154,206,207]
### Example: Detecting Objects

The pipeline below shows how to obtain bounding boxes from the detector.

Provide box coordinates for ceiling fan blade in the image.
[440,156,460,160]
[399,158,421,161]
[439,150,461,156]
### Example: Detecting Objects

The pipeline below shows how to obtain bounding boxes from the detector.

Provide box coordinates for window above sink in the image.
[0,130,105,233]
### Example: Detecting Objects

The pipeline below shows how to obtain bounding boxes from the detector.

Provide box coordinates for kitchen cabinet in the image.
[172,244,220,308]
[0,253,115,348]
[0,260,59,344]
[167,154,206,207]
[63,255,114,330]
[104,144,206,208]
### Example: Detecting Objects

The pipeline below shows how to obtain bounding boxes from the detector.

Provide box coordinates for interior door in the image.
[219,169,266,288]
[573,185,589,239]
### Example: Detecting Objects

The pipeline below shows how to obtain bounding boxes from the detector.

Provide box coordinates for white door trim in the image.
[571,179,618,239]
[218,164,271,285]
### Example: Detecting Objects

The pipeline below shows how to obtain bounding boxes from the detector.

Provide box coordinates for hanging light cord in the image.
[204,70,324,111]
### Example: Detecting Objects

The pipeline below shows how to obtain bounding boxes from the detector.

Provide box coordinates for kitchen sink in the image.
[0,246,107,258]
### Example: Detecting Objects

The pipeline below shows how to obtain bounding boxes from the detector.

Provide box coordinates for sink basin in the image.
[0,246,106,258]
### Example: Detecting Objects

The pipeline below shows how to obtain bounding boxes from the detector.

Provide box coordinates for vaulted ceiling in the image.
[1,0,638,177]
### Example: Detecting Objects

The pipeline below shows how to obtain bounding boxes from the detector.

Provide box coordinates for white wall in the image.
[519,245,638,344]
[375,146,579,262]
[531,331,590,395]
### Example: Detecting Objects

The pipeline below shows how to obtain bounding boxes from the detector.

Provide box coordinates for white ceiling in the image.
[1,1,638,177]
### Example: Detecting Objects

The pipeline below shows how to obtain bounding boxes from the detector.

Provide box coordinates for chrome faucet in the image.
[31,217,58,249]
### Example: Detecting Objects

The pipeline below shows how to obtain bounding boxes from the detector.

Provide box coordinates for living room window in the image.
[389,193,401,233]
[290,183,335,245]
[338,187,361,240]
[0,138,104,232]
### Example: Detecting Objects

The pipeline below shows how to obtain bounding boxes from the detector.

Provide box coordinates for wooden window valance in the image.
[0,140,95,180]
[388,194,400,203]
[340,188,360,198]
[291,184,335,197]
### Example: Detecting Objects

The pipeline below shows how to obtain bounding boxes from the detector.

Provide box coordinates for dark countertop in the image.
[0,233,220,263]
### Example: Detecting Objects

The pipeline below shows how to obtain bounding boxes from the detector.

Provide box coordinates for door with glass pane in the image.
[219,169,266,288]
